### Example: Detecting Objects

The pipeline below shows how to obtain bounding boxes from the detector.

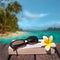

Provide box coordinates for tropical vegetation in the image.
[0,0,22,33]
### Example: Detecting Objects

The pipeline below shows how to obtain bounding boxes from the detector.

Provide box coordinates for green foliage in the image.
[0,1,22,33]
[6,1,22,13]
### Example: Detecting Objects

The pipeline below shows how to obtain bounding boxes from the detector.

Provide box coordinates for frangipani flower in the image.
[41,36,56,51]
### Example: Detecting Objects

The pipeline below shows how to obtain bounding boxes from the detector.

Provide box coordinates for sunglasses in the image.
[10,36,39,51]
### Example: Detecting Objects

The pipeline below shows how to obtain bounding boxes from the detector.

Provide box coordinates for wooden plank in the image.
[0,44,60,60]
[36,54,60,60]
[51,54,60,60]
[10,55,34,60]
[8,47,55,54]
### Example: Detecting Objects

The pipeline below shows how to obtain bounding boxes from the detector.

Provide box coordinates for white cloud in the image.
[49,22,60,28]
[23,10,48,20]
[56,22,60,24]
[54,22,60,28]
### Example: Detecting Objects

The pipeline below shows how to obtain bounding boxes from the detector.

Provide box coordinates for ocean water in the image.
[0,31,60,44]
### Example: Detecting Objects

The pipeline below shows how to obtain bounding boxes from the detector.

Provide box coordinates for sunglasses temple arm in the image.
[55,47,60,58]
[16,49,18,56]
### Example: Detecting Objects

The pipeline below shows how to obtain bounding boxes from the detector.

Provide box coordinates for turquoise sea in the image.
[0,31,60,44]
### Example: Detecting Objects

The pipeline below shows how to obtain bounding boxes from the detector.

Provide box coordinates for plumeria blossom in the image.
[41,36,56,51]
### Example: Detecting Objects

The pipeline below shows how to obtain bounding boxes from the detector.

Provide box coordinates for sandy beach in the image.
[0,31,27,38]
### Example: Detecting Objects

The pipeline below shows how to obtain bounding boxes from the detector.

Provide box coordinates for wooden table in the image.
[8,43,55,60]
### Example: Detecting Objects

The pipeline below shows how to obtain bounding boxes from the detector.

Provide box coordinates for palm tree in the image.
[0,7,7,33]
[0,0,22,33]
[6,1,22,14]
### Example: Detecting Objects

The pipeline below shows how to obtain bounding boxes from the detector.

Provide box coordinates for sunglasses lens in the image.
[10,40,26,50]
[28,41,38,45]
[12,40,24,45]
[26,36,38,44]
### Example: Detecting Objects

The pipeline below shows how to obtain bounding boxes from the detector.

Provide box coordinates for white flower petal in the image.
[40,43,45,46]
[49,35,53,41]
[50,35,53,38]
[43,36,48,39]
[43,36,48,41]
[45,46,50,51]
[51,43,56,47]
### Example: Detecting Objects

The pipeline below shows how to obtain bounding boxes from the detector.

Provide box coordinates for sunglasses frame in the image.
[10,36,39,50]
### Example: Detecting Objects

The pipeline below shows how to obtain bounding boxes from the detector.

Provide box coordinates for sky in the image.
[2,0,60,31]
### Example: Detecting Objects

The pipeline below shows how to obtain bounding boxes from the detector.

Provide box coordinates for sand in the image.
[0,31,27,38]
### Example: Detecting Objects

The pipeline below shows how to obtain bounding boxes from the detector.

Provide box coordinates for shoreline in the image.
[0,31,27,38]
